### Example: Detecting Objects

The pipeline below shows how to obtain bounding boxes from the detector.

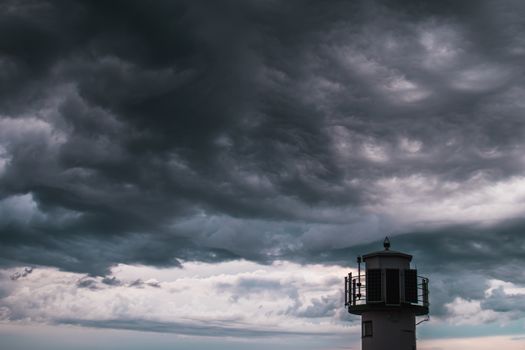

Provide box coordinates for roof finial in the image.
[383,236,391,250]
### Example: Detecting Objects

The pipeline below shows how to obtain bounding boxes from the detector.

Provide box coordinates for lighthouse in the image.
[344,237,429,350]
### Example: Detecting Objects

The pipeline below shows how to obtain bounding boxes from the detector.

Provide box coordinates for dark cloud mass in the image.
[1,0,525,318]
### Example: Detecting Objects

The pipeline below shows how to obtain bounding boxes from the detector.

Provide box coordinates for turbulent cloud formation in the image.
[1,0,525,344]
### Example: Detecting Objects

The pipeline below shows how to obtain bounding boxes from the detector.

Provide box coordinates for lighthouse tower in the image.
[344,237,429,350]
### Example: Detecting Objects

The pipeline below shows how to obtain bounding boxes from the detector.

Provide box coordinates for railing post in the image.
[357,257,362,300]
[349,273,352,306]
[345,276,348,306]
[352,278,357,305]
[422,278,429,307]
[358,275,362,300]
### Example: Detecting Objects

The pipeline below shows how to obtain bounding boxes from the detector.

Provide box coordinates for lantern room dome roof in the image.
[362,249,413,261]
[361,236,413,261]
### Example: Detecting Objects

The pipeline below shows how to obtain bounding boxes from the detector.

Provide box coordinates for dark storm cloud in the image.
[290,293,341,318]
[326,219,525,279]
[129,278,161,288]
[9,266,32,280]
[101,275,121,286]
[1,0,525,294]
[76,276,98,289]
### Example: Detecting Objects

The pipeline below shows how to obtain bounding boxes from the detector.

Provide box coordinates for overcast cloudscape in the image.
[1,0,525,349]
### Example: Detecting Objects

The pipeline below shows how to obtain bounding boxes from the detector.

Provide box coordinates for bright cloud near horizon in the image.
[1,0,525,349]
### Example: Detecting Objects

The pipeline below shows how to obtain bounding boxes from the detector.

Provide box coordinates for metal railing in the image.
[344,273,429,308]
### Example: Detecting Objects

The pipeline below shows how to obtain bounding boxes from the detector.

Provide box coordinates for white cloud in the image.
[339,50,431,104]
[361,140,389,162]
[383,75,431,103]
[369,174,525,227]
[0,261,358,338]
[486,280,525,297]
[0,193,45,227]
[451,64,511,92]
[399,137,423,154]
[444,297,500,325]
[419,23,465,70]
[0,144,9,176]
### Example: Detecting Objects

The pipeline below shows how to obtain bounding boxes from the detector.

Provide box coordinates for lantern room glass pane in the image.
[386,269,400,305]
[404,269,418,303]
[366,269,382,302]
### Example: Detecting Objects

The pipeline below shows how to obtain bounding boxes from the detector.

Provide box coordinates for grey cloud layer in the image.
[1,0,525,297]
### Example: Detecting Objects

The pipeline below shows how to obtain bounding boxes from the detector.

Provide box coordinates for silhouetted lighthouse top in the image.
[344,237,429,350]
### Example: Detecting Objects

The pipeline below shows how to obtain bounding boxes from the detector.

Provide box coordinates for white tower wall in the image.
[362,310,416,350]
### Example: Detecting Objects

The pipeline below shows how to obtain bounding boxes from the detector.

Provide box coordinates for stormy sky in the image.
[1,0,525,349]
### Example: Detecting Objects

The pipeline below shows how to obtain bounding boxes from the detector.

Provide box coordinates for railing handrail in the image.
[345,272,429,309]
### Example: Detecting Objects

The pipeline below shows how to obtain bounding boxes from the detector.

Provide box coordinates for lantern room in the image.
[344,237,429,316]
